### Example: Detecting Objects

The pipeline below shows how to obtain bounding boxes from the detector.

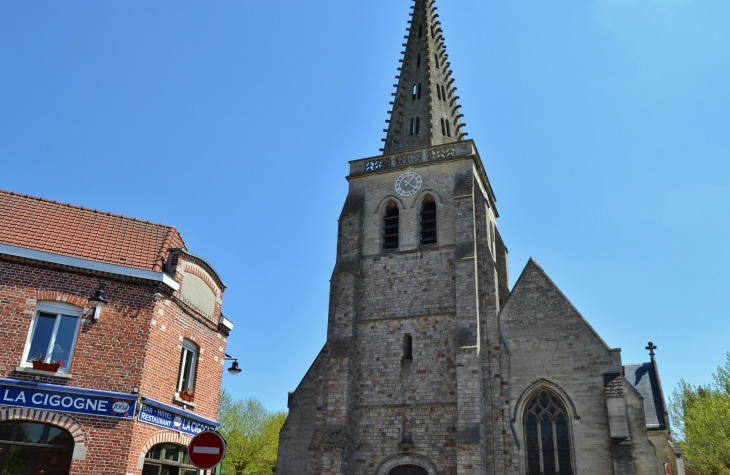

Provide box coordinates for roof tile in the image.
[0,189,187,271]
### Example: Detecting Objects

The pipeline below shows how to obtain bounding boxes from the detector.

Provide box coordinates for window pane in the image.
[556,418,573,475]
[0,421,13,441]
[541,419,556,475]
[147,445,163,460]
[180,349,194,391]
[180,447,190,465]
[47,426,75,447]
[27,313,56,362]
[51,315,78,368]
[14,422,45,444]
[142,465,161,475]
[163,444,180,462]
[2,445,28,472]
[526,418,541,475]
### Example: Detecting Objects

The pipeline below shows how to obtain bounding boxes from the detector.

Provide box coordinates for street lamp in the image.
[88,283,108,320]
[224,354,242,375]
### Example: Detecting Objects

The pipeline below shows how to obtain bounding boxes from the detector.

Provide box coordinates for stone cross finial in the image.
[646,341,657,358]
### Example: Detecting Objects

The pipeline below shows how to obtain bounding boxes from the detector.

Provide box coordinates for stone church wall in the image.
[500,260,622,475]
[351,160,473,256]
[353,406,457,475]
[624,380,661,475]
[277,348,326,475]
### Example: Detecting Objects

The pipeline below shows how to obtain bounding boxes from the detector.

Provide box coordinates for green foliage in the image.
[670,353,730,475]
[218,390,287,475]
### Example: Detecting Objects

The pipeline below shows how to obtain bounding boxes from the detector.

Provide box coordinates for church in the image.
[276,1,684,475]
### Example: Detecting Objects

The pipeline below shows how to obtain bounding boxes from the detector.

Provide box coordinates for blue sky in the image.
[1,1,728,412]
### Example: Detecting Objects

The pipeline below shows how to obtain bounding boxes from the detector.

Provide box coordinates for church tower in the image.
[278,2,685,475]
[277,1,518,474]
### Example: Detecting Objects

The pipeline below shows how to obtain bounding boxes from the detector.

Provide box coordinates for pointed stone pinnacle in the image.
[381,0,467,155]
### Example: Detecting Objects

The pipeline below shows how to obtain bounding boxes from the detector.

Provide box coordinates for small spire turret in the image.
[381,0,468,154]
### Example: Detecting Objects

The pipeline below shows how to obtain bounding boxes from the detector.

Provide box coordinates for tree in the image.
[670,353,730,475]
[218,390,287,475]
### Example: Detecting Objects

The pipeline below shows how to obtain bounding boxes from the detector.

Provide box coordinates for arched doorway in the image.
[142,443,199,475]
[389,465,428,475]
[0,420,74,475]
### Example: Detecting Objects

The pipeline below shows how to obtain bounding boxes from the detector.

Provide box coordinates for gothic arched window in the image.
[420,196,437,245]
[383,202,400,250]
[524,390,573,475]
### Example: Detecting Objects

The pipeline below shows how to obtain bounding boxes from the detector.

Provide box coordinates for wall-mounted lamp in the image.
[224,354,242,376]
[88,284,108,320]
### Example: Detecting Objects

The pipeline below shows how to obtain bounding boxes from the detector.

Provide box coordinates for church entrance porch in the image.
[0,421,74,475]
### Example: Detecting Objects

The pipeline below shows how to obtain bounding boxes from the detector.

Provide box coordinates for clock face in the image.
[395,171,422,197]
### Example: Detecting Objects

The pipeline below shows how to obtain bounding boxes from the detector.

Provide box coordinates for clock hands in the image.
[395,172,422,196]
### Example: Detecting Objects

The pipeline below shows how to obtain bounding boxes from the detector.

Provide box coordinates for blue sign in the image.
[0,378,137,419]
[138,398,219,437]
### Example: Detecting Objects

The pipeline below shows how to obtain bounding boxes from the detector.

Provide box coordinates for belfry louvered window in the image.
[383,202,400,250]
[420,196,437,244]
[524,390,573,475]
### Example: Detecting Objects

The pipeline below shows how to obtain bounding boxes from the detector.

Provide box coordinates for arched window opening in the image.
[389,465,428,475]
[417,83,422,99]
[420,196,437,244]
[524,390,573,475]
[143,443,199,475]
[434,54,439,68]
[445,120,451,137]
[416,54,421,68]
[410,118,415,135]
[412,84,418,100]
[440,118,446,136]
[437,85,442,101]
[415,117,420,134]
[0,421,74,474]
[441,85,447,100]
[418,25,423,38]
[403,334,413,360]
[383,202,400,250]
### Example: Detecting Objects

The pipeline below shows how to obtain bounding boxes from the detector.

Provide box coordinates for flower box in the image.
[178,391,194,402]
[31,361,62,372]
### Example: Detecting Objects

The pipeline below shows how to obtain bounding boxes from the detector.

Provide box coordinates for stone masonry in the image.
[277,1,684,474]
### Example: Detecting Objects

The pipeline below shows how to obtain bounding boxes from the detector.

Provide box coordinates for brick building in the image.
[277,1,684,475]
[0,189,234,474]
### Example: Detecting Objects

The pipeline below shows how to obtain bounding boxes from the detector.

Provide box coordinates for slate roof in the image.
[0,189,186,271]
[624,362,667,429]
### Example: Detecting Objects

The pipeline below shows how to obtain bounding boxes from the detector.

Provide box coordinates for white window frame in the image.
[176,340,198,393]
[21,302,83,374]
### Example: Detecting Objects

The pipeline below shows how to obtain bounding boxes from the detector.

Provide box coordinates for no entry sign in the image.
[189,431,226,470]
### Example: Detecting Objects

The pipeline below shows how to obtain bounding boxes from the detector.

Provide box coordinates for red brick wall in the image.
[0,255,229,475]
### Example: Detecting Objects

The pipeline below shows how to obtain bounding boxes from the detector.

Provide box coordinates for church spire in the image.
[381,0,468,155]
